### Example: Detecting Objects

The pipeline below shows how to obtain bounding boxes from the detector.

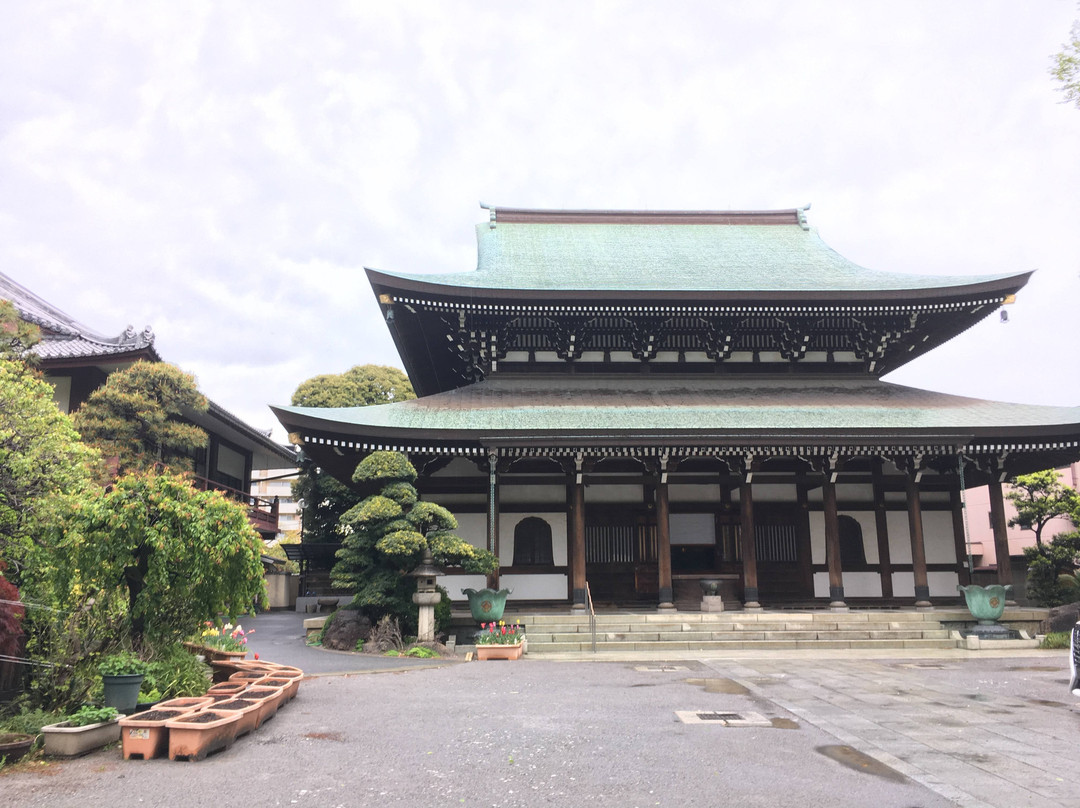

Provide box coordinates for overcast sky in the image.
[2,1,1078,440]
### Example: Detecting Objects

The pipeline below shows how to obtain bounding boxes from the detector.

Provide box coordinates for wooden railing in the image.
[191,476,279,535]
[586,581,597,654]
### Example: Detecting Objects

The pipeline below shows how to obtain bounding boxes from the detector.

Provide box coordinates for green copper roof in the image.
[274,377,1080,440]
[370,209,1024,294]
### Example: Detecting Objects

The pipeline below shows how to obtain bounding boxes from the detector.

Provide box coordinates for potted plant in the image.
[99,651,149,712]
[199,622,252,661]
[474,620,525,661]
[41,706,121,757]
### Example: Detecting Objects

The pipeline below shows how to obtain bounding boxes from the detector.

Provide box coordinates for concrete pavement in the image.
[1,610,1077,807]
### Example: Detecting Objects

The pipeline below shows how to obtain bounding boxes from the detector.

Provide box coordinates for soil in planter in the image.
[184,712,224,724]
[214,699,254,711]
[130,709,186,722]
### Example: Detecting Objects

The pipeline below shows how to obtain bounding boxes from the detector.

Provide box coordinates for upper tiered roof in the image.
[368,206,1029,299]
[366,207,1032,396]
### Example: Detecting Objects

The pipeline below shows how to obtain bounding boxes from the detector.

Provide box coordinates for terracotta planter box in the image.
[476,642,524,661]
[41,719,121,757]
[155,697,214,712]
[208,649,247,662]
[241,686,285,722]
[228,671,270,686]
[166,710,242,761]
[258,676,298,702]
[206,681,248,698]
[211,697,260,737]
[119,708,201,760]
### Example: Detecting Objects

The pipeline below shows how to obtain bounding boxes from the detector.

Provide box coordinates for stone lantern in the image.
[411,546,442,643]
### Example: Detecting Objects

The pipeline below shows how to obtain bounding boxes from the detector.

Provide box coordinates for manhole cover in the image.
[674,710,771,726]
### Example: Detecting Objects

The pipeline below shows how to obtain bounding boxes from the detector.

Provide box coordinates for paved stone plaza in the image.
[2,613,1077,808]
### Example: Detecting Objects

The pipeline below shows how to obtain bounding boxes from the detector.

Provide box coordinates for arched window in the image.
[838,515,866,566]
[513,517,554,566]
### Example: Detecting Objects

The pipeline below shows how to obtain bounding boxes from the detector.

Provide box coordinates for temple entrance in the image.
[754,505,812,601]
[584,508,658,603]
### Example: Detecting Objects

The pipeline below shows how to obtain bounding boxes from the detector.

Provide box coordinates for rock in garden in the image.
[321,609,371,650]
[1041,601,1080,634]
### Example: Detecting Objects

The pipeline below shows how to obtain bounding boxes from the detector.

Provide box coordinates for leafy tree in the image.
[59,470,268,647]
[1006,469,1079,547]
[0,358,98,579]
[290,365,415,544]
[0,299,41,362]
[73,361,208,478]
[291,364,415,408]
[1051,10,1080,109]
[1023,530,1080,607]
[331,451,496,630]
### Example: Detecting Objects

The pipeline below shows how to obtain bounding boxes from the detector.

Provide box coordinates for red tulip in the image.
[501,626,507,635]
[253,653,259,660]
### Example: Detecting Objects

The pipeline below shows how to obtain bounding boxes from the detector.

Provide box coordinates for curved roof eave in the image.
[366,267,1032,305]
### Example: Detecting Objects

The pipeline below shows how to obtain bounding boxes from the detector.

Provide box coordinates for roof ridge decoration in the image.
[0,269,156,353]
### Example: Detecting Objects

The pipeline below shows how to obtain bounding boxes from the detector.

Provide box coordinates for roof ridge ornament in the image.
[797,203,811,231]
[480,201,496,229]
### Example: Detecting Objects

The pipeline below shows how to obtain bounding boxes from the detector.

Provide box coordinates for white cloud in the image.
[0,0,1077,439]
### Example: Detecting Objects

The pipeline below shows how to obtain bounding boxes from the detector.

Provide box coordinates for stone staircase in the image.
[505,610,958,654]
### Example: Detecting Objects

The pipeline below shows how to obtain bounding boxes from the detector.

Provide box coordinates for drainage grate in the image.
[635,665,689,672]
[697,712,743,721]
[675,710,771,727]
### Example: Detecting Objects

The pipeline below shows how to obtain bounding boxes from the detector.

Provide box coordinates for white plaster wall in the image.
[811,511,879,564]
[884,492,906,505]
[501,484,566,505]
[499,512,568,566]
[919,492,950,504]
[670,514,715,545]
[815,572,881,598]
[586,484,643,503]
[669,484,723,503]
[806,487,822,504]
[928,570,960,597]
[441,574,488,600]
[428,493,486,507]
[500,573,568,600]
[809,512,825,564]
[843,572,883,597]
[749,484,797,503]
[891,573,915,598]
[887,512,913,564]
[923,511,958,564]
[836,483,872,503]
[455,513,488,550]
[48,376,72,413]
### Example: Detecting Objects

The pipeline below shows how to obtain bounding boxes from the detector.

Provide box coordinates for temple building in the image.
[272,207,1080,610]
[1,270,296,540]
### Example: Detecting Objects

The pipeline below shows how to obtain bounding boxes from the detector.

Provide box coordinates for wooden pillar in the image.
[905,474,932,607]
[486,453,500,589]
[872,461,894,599]
[822,478,846,608]
[570,477,587,610]
[740,482,761,609]
[950,489,972,586]
[988,478,1014,589]
[656,481,674,610]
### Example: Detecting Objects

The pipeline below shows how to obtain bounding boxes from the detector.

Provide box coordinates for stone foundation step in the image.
[508,611,949,626]
[528,637,961,653]
[529,629,952,644]
[520,621,947,635]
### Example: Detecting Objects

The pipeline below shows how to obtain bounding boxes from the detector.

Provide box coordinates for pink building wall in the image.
[963,463,1080,569]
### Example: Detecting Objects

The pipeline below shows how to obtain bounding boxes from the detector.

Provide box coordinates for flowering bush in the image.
[199,621,253,652]
[475,620,523,646]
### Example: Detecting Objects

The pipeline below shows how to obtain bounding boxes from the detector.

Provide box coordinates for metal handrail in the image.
[586,581,597,653]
